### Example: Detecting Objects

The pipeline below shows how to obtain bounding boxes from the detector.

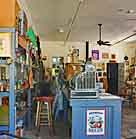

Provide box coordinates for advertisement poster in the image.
[86,109,105,136]
[92,50,99,60]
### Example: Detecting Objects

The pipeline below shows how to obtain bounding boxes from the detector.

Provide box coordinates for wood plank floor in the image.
[25,106,136,139]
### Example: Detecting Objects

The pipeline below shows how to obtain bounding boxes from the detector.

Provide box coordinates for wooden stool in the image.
[35,97,54,135]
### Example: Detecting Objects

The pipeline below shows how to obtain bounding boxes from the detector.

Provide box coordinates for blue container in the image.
[70,95,122,139]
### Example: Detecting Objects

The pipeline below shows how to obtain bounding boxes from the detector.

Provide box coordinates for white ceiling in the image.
[24,0,136,43]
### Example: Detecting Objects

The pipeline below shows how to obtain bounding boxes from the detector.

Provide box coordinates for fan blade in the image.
[103,43,111,46]
[99,41,111,46]
[104,41,110,44]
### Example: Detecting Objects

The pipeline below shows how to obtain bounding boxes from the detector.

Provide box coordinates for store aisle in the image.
[122,107,136,139]
[24,106,136,139]
[24,120,70,139]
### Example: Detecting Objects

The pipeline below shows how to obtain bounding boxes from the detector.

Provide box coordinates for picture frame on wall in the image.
[131,57,135,65]
[102,63,105,71]
[102,53,109,59]
[111,54,116,59]
[92,50,99,60]
[97,63,102,68]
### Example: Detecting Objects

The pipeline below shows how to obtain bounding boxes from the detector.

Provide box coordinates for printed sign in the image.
[86,109,105,135]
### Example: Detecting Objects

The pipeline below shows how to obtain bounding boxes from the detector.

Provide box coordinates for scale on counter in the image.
[70,63,99,99]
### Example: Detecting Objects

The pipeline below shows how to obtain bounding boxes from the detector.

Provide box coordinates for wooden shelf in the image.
[0,0,20,27]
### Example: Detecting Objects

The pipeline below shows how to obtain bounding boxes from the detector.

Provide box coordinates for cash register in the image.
[70,63,99,98]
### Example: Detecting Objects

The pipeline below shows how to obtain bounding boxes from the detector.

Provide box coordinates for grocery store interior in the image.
[0,0,136,139]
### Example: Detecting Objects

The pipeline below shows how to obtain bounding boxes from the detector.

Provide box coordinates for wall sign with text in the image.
[86,109,105,136]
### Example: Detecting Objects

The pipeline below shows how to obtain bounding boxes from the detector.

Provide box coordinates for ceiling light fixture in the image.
[127,10,135,14]
[118,9,135,14]
[58,28,64,33]
[126,10,135,14]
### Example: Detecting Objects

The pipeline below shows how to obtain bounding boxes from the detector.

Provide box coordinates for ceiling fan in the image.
[97,24,112,46]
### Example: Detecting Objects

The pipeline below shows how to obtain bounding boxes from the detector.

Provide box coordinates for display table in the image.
[70,93,122,139]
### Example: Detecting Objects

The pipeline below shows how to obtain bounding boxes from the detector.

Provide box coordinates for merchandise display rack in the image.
[0,27,42,137]
[0,0,43,137]
[0,28,16,134]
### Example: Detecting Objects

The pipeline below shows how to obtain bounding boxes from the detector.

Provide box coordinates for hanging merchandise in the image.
[26,28,37,48]
[28,42,32,61]
[37,36,41,59]
[26,52,29,65]
[28,69,33,88]
[18,10,28,36]
[0,2,43,135]
[21,64,24,73]
[26,43,30,65]
[15,48,20,58]
[16,32,19,49]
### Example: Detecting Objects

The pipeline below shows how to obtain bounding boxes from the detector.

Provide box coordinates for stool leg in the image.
[48,103,55,136]
[35,100,55,136]
[35,101,40,127]
[37,102,42,130]
[64,109,67,123]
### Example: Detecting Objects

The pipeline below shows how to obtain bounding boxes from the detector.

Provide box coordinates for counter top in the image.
[99,93,121,99]
[70,93,122,100]
[70,93,122,107]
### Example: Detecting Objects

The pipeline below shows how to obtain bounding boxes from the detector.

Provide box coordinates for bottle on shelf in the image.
[0,82,3,92]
